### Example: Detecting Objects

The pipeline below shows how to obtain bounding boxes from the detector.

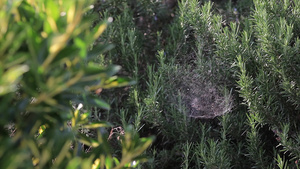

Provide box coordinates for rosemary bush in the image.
[68,0,300,168]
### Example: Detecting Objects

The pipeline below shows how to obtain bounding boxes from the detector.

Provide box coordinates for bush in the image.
[236,0,300,167]
[0,0,153,168]
[142,0,300,168]
[43,0,300,168]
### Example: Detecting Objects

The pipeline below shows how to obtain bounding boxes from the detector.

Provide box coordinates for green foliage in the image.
[195,139,231,169]
[67,0,300,168]
[0,0,153,168]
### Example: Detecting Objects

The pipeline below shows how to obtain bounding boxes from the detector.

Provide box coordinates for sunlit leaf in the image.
[105,156,113,169]
[37,125,47,139]
[92,158,100,169]
[78,133,100,147]
[45,1,59,21]
[0,65,29,95]
[74,38,87,58]
[83,121,112,129]
[103,77,135,89]
[93,23,107,39]
[113,157,120,165]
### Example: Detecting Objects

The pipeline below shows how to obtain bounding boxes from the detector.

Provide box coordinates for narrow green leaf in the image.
[83,121,112,129]
[103,77,135,89]
[78,133,100,147]
[74,38,87,58]
[45,0,59,21]
[87,44,115,60]
[66,157,81,169]
[93,98,111,110]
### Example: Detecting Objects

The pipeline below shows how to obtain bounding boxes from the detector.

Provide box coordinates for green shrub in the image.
[56,0,300,168]
[235,0,300,167]
[0,0,153,168]
[152,0,300,168]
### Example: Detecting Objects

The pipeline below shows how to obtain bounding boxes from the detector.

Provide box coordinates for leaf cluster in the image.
[0,0,153,168]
